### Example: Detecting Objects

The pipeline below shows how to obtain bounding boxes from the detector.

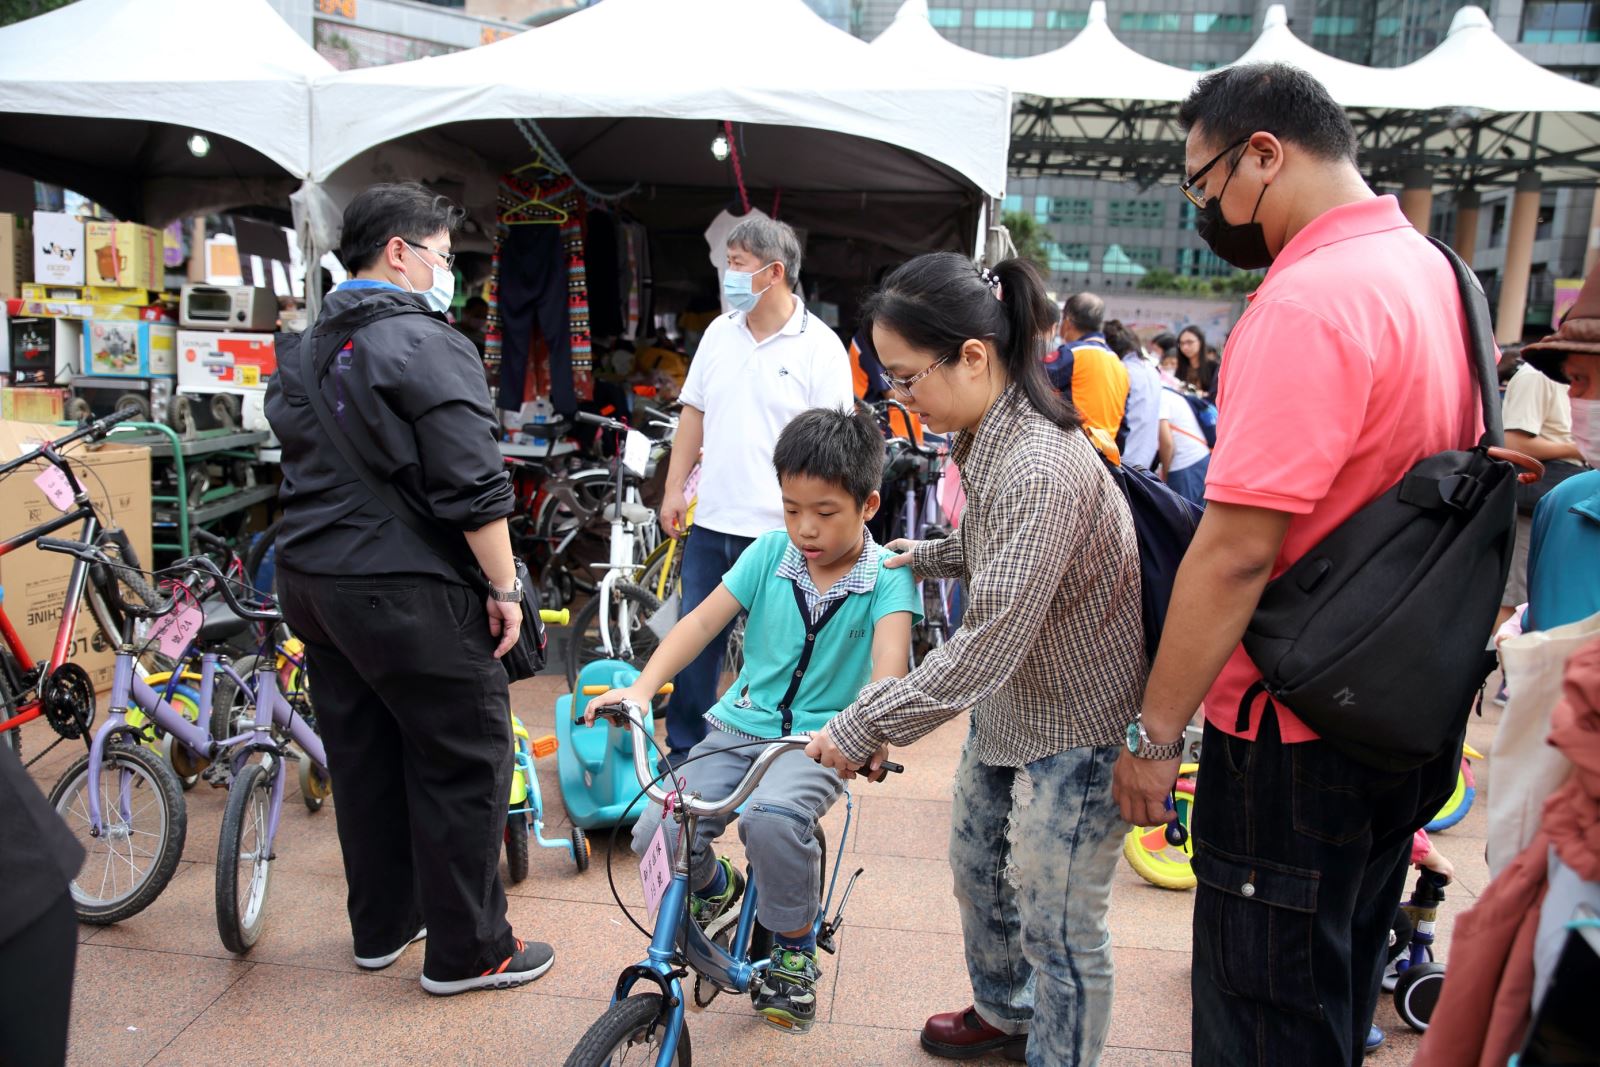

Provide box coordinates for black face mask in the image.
[1195,160,1273,271]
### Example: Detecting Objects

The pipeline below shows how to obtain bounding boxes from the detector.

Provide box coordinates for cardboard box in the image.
[176,329,276,391]
[0,386,67,423]
[14,295,170,323]
[84,222,161,292]
[6,317,81,384]
[32,212,84,286]
[0,419,151,692]
[0,214,29,300]
[86,320,175,377]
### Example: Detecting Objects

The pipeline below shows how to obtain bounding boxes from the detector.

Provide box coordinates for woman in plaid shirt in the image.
[807,253,1145,1066]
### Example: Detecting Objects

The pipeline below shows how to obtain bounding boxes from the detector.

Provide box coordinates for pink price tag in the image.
[34,467,75,512]
[639,824,672,923]
[150,602,205,658]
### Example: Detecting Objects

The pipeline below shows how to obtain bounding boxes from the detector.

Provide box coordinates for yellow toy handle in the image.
[539,609,570,626]
[582,683,674,697]
[1463,743,1485,761]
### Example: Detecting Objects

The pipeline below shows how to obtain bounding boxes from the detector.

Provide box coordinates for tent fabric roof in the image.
[1397,5,1600,113]
[1006,2,1198,102]
[310,0,1011,197]
[0,0,331,179]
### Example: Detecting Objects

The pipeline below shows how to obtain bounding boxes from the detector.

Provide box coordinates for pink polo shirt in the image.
[1203,195,1484,742]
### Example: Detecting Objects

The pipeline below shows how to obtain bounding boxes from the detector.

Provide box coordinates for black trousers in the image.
[278,568,516,980]
[1190,710,1459,1067]
[0,890,76,1066]
[497,224,573,415]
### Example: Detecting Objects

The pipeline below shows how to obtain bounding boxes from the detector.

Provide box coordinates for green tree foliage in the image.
[1137,266,1262,296]
[0,0,74,27]
[1001,211,1052,279]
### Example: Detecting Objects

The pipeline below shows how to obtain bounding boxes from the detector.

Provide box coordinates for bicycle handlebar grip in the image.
[191,527,229,550]
[538,608,570,626]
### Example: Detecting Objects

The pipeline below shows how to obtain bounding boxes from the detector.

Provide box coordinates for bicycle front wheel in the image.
[216,760,276,953]
[563,993,691,1067]
[564,582,663,690]
[49,743,187,924]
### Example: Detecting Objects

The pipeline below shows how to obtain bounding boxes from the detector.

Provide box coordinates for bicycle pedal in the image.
[531,734,559,759]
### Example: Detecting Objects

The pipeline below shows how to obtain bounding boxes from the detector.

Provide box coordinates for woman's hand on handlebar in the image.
[805,726,892,781]
[882,539,918,570]
[486,596,523,659]
[583,684,652,726]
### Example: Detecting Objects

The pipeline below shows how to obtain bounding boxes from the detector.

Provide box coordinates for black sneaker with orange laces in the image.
[420,937,555,996]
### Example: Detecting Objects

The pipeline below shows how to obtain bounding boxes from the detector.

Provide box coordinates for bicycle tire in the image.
[0,649,21,760]
[211,655,261,747]
[242,519,282,596]
[535,469,617,597]
[48,742,187,924]
[564,582,664,690]
[563,993,691,1067]
[216,760,276,953]
[505,811,530,885]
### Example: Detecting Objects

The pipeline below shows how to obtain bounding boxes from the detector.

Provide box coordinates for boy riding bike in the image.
[591,406,919,1032]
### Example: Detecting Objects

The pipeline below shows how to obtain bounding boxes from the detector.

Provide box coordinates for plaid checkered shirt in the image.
[827,383,1148,767]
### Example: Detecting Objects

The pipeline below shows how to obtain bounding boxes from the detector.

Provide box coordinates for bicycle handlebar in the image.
[588,699,902,816]
[0,407,141,478]
[36,537,177,618]
[874,400,941,458]
[576,411,628,433]
[167,555,281,623]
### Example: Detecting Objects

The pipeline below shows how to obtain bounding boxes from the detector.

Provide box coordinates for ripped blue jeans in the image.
[950,733,1126,1067]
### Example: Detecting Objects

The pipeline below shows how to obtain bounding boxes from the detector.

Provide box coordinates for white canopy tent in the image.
[1006,2,1198,103]
[0,0,332,223]
[305,0,1011,306]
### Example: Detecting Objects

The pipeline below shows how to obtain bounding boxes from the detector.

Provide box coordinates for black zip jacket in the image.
[265,285,513,582]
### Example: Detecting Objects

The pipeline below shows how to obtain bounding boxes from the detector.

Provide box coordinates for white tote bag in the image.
[1487,609,1600,878]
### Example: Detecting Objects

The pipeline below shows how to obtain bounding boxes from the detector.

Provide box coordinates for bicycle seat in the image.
[605,501,656,527]
[198,600,252,645]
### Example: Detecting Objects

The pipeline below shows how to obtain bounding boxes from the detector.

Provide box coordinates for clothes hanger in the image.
[500,156,571,225]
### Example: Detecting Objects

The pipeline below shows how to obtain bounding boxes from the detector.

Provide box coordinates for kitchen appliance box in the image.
[5,317,83,384]
[32,212,84,287]
[0,419,152,692]
[84,221,162,293]
[176,330,276,391]
[86,319,176,377]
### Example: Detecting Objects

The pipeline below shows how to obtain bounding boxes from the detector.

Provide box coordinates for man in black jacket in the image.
[266,182,552,995]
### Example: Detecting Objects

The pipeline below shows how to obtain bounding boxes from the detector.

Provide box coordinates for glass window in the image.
[1103,244,1150,275]
[1488,202,1507,248]
[1312,15,1360,35]
[975,9,1035,29]
[1003,194,1024,213]
[928,6,963,28]
[1375,16,1402,36]
[1193,13,1252,33]
[1119,12,1183,31]
[1108,199,1166,228]
[1536,196,1557,241]
[1037,196,1093,225]
[1179,200,1198,230]
[1048,241,1093,273]
[1045,11,1088,30]
[1177,247,1234,277]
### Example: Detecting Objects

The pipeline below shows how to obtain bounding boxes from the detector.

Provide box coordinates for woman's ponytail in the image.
[991,258,1078,432]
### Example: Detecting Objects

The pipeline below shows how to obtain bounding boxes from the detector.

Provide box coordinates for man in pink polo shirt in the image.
[1112,64,1479,1065]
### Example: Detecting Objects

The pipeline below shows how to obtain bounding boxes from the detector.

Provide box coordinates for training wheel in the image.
[571,827,591,873]
[299,756,332,812]
[1123,777,1197,890]
[1393,962,1446,1031]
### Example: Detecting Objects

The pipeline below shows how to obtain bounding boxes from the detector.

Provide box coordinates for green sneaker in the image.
[689,858,743,931]
[753,944,821,1033]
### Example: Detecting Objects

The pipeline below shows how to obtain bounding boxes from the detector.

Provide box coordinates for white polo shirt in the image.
[680,295,853,538]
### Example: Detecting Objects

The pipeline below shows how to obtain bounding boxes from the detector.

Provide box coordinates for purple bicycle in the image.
[38,539,329,952]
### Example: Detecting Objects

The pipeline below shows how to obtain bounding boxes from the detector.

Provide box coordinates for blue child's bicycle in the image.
[562,695,898,1066]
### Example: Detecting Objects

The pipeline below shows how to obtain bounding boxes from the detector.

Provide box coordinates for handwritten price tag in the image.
[639,824,672,923]
[34,467,75,511]
[149,602,204,658]
[622,429,651,478]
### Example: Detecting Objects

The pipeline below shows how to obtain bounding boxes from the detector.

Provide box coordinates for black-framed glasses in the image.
[378,238,456,271]
[884,354,953,394]
[1180,135,1252,209]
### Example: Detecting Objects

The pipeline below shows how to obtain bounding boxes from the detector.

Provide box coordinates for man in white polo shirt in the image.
[658,215,854,768]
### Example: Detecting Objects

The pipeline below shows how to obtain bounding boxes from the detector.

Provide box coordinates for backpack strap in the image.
[1426,237,1504,449]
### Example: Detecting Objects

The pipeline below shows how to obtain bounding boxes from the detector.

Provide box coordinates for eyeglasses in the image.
[884,355,953,394]
[1180,135,1253,210]
[377,238,456,270]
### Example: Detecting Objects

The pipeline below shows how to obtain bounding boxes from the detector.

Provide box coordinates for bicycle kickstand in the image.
[816,866,865,955]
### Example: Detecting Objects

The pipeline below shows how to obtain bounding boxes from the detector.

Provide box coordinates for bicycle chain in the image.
[40,663,96,740]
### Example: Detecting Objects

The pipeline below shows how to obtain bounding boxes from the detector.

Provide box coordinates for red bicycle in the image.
[0,409,161,762]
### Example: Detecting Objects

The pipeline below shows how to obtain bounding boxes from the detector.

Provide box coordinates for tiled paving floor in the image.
[27,663,1501,1066]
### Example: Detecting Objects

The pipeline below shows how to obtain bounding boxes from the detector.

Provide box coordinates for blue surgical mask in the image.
[402,241,456,314]
[723,262,776,314]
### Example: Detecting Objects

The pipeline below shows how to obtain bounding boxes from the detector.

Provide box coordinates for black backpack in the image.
[1240,238,1532,771]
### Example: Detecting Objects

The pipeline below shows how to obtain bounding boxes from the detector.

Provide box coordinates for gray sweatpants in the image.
[631,726,843,933]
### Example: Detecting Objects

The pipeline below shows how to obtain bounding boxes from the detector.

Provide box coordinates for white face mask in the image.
[400,241,455,314]
[1570,397,1600,468]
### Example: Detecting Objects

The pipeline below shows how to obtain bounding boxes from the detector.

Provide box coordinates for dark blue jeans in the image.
[664,526,753,759]
[1190,711,1458,1066]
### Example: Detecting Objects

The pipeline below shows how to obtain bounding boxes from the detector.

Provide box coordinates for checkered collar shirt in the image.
[826,383,1148,767]
[777,527,879,623]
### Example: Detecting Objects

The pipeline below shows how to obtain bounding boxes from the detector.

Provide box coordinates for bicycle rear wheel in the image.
[563,993,691,1067]
[49,743,187,924]
[216,760,276,953]
[564,582,663,690]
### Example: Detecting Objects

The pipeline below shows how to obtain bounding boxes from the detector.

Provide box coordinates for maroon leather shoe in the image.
[920,1006,1028,1061]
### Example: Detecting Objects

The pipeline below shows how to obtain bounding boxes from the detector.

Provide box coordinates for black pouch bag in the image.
[293,321,546,682]
[1240,238,1529,771]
